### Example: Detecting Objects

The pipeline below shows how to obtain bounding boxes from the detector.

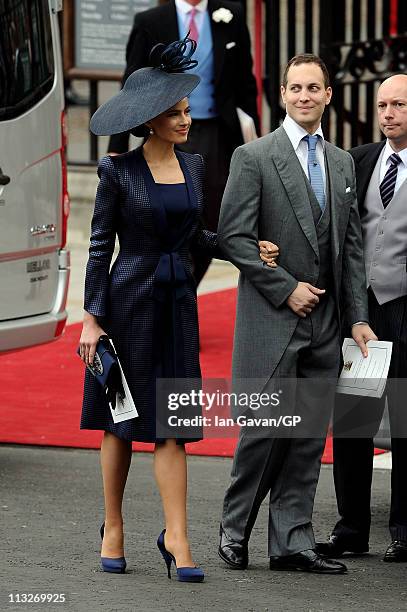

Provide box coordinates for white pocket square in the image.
[345,186,351,193]
[226,41,236,50]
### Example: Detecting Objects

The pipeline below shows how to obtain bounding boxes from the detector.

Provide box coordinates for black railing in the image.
[265,0,407,148]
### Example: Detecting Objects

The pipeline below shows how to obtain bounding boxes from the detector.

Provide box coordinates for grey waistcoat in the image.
[303,168,333,292]
[361,149,407,305]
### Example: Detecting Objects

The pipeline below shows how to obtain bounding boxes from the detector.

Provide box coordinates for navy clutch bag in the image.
[77,335,124,407]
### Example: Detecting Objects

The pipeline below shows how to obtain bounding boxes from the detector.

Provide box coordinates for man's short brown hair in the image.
[282,54,330,89]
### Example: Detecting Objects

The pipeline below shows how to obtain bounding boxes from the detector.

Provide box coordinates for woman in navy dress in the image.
[78,38,275,580]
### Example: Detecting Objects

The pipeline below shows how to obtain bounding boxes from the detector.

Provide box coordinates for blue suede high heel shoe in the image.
[100,522,127,574]
[157,529,204,583]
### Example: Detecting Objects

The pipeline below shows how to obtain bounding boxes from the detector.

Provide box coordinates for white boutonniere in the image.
[212,7,234,23]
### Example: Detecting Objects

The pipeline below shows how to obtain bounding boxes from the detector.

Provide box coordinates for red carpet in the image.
[0,288,383,462]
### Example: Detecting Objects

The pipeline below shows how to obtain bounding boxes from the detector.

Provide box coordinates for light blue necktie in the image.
[304,134,325,212]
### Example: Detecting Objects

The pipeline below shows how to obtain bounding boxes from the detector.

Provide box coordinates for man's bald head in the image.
[378,73,407,92]
[377,74,407,151]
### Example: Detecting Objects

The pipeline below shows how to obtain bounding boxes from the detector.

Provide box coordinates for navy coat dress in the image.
[80,148,219,442]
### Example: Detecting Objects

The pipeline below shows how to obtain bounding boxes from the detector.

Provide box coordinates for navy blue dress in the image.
[80,148,220,442]
[154,183,189,380]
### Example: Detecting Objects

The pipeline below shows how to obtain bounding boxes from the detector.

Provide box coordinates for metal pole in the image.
[89,80,98,163]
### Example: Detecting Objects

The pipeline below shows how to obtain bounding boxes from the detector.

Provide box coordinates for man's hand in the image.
[351,324,378,358]
[286,282,326,318]
[259,241,279,268]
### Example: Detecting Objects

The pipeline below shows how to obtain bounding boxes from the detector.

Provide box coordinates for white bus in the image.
[0,0,70,352]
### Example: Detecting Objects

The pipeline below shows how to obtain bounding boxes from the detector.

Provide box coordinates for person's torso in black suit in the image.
[108,0,259,153]
[349,141,386,214]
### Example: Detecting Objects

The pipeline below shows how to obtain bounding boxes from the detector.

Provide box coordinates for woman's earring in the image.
[149,127,154,135]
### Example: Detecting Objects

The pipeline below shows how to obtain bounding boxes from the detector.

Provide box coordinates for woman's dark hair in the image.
[130,124,150,138]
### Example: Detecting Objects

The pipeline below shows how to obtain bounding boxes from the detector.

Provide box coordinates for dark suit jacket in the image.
[349,141,386,214]
[108,0,259,153]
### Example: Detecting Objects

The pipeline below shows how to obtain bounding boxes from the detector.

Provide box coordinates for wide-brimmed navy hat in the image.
[90,37,200,136]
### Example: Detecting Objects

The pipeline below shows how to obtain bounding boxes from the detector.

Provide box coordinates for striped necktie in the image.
[304,134,325,212]
[380,153,401,208]
[188,8,199,43]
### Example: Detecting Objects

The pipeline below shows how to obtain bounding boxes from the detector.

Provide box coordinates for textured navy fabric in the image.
[80,147,218,442]
[154,182,191,379]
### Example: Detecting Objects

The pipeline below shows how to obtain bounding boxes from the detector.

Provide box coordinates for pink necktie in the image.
[188,8,199,43]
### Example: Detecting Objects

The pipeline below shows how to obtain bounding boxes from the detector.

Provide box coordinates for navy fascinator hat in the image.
[90,36,200,136]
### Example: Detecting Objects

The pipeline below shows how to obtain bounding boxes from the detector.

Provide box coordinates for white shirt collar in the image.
[383,139,407,168]
[283,113,325,151]
[175,0,208,15]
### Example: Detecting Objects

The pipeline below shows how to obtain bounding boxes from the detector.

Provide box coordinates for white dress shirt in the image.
[175,0,208,32]
[282,114,326,191]
[379,140,407,194]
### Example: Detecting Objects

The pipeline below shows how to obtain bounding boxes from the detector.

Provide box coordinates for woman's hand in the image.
[79,312,107,366]
[259,240,279,268]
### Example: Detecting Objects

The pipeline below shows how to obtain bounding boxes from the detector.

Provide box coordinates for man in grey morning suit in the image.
[217,54,376,574]
[317,74,407,564]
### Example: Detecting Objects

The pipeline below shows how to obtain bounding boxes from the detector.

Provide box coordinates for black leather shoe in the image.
[315,535,369,558]
[218,526,248,569]
[383,540,407,562]
[269,549,347,574]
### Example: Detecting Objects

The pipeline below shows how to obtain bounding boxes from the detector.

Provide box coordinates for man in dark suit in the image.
[317,74,407,563]
[108,0,260,285]
[217,53,376,574]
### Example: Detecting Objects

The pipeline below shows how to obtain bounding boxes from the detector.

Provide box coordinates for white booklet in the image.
[336,338,393,398]
[236,107,258,143]
[109,342,138,423]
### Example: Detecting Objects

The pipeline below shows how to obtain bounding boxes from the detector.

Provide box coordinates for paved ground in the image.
[0,445,405,612]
